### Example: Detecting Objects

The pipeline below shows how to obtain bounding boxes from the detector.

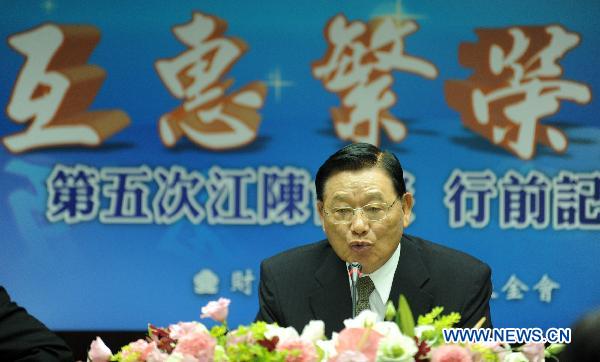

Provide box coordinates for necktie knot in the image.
[355,276,375,314]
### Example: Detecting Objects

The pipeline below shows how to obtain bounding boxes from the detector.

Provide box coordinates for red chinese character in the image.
[4,24,130,154]
[446,25,591,160]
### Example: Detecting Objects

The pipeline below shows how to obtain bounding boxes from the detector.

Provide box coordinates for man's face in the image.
[318,167,413,274]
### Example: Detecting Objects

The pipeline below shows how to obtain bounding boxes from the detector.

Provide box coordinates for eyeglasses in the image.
[323,197,400,224]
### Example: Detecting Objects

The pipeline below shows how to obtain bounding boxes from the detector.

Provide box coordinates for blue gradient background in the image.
[0,0,598,331]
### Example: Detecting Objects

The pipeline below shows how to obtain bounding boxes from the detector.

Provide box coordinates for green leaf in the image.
[546,343,566,356]
[397,294,415,337]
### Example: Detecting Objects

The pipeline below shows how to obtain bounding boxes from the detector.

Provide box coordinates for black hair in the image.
[315,143,406,201]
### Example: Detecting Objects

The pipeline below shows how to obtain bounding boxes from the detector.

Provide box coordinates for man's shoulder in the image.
[403,234,490,273]
[261,240,332,270]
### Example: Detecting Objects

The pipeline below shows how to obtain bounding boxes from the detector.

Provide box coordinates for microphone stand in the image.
[348,262,362,318]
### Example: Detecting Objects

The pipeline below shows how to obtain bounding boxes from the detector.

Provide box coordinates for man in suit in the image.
[0,286,73,361]
[256,143,492,336]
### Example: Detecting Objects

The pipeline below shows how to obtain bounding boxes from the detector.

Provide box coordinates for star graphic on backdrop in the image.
[372,0,424,25]
[41,0,56,13]
[264,67,294,102]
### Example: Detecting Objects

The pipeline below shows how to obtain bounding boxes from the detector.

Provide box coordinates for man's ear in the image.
[317,200,326,232]
[401,193,414,227]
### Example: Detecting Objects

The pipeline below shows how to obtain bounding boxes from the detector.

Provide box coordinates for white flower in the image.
[343,310,379,328]
[264,324,300,345]
[165,352,184,362]
[373,321,402,340]
[301,320,325,342]
[503,352,529,362]
[376,334,418,362]
[316,332,338,360]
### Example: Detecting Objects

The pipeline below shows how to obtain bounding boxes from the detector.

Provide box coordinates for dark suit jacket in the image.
[256,234,492,336]
[0,286,73,361]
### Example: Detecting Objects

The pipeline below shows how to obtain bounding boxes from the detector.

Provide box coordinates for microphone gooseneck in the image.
[348,262,363,318]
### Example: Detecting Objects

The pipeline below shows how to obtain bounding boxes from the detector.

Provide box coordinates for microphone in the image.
[348,262,362,318]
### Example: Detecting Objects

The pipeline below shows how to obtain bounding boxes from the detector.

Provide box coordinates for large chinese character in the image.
[553,171,600,230]
[312,15,437,146]
[501,274,529,300]
[155,13,267,150]
[444,170,497,228]
[46,164,100,224]
[533,274,560,303]
[257,166,311,225]
[230,269,255,296]
[3,24,130,153]
[205,166,256,224]
[499,170,551,229]
[153,166,205,224]
[446,26,591,160]
[100,166,153,223]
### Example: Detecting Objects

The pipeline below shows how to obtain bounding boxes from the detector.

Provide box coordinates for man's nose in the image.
[350,209,369,235]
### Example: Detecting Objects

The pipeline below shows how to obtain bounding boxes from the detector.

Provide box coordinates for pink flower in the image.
[170,322,208,340]
[128,339,157,360]
[173,330,216,361]
[332,350,369,362]
[276,337,319,362]
[200,298,231,323]
[88,337,112,362]
[520,342,545,362]
[430,344,473,362]
[146,348,170,362]
[335,328,383,362]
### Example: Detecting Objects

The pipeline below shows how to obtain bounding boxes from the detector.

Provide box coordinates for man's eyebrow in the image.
[364,190,385,200]
[330,193,350,201]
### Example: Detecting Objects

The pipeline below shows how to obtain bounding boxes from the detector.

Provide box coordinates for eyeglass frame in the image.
[322,195,402,224]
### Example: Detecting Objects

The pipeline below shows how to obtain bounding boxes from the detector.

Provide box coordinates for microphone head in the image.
[350,262,362,272]
[348,262,363,280]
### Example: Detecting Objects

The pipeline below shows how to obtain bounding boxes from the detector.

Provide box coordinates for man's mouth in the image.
[349,241,373,252]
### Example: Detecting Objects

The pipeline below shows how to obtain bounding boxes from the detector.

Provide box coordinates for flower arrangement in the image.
[87,296,564,362]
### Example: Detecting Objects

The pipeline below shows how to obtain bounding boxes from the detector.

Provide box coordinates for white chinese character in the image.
[193,269,219,295]
[155,12,267,150]
[533,274,560,303]
[4,24,129,153]
[230,269,255,296]
[446,26,591,160]
[501,274,529,300]
[312,14,437,146]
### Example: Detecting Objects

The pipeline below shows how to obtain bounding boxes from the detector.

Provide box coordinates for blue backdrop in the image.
[0,0,598,331]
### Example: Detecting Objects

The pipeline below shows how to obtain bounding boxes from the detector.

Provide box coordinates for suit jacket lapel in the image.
[389,234,433,320]
[308,245,352,336]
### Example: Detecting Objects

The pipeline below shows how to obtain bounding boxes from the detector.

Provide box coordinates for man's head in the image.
[315,143,413,273]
